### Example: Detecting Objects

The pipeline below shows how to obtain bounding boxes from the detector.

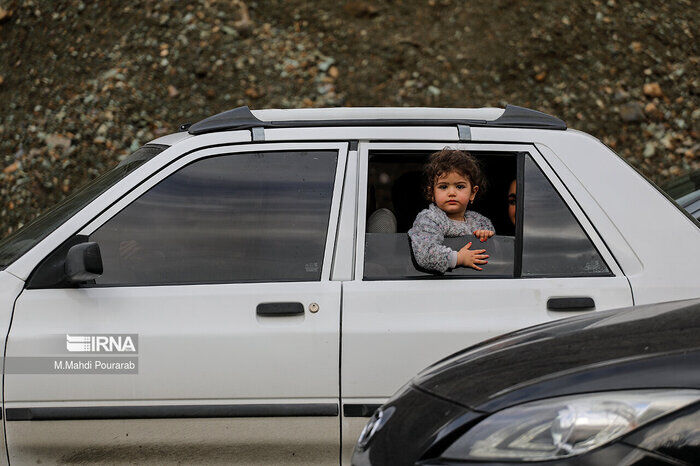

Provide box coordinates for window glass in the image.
[90,151,338,285]
[0,144,167,270]
[521,156,610,277]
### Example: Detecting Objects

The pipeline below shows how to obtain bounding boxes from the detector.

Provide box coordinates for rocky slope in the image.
[0,0,697,238]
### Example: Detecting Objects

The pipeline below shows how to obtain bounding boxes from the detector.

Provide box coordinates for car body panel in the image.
[8,417,339,465]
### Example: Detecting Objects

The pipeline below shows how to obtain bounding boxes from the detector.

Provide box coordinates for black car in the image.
[663,169,700,220]
[353,299,700,465]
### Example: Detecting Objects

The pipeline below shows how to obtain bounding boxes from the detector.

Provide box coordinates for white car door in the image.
[340,142,633,460]
[4,142,347,465]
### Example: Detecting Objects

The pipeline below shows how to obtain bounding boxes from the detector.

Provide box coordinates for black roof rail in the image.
[187,104,566,136]
[489,105,566,130]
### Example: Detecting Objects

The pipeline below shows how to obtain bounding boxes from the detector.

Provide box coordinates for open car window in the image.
[362,150,611,280]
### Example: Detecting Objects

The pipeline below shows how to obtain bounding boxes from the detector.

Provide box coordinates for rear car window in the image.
[521,155,610,277]
[363,150,610,280]
[364,151,516,279]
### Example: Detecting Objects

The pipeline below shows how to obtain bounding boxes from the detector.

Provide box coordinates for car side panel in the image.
[8,417,338,465]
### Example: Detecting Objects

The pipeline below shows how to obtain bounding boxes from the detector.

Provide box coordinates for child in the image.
[408,149,495,273]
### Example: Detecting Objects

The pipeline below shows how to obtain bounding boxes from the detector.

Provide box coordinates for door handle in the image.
[256,302,304,316]
[547,297,595,311]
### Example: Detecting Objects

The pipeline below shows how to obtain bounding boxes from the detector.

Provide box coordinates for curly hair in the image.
[423,148,486,202]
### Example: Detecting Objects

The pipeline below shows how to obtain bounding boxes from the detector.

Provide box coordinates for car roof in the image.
[184,104,567,135]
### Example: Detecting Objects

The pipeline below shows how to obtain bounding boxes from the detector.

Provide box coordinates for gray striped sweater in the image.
[408,203,495,273]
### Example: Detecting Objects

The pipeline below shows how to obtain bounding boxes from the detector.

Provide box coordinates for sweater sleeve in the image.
[468,211,496,234]
[408,210,456,273]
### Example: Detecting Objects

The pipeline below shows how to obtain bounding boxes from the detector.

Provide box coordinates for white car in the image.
[0,105,698,465]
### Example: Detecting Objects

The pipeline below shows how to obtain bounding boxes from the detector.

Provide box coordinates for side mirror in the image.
[65,242,103,283]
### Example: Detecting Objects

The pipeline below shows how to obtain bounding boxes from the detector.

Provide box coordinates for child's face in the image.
[432,171,478,220]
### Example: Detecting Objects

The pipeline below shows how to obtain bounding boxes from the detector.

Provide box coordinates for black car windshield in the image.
[0,144,168,270]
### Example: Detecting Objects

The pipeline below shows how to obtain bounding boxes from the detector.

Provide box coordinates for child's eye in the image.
[457,184,465,189]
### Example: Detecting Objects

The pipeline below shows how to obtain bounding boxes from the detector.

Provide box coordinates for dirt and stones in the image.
[0,0,697,239]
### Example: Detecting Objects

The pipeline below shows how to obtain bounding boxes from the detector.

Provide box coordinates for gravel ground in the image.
[0,0,698,239]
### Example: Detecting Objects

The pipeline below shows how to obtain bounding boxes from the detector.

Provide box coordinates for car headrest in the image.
[367,208,397,233]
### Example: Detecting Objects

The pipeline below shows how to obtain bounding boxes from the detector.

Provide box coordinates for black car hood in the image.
[413,298,700,412]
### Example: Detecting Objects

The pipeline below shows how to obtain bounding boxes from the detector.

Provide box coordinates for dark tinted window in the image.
[521,156,610,277]
[0,144,167,270]
[90,151,338,285]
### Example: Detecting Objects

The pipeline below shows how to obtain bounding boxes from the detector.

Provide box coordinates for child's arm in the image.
[408,212,460,273]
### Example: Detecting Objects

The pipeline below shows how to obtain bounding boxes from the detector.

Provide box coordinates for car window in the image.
[364,150,516,280]
[0,144,168,270]
[88,150,338,286]
[363,150,610,280]
[521,155,610,277]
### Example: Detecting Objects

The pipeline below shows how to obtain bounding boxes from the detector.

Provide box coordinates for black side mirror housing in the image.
[65,242,103,283]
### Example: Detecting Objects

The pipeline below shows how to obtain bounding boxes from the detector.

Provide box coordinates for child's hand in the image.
[457,242,489,271]
[473,230,495,242]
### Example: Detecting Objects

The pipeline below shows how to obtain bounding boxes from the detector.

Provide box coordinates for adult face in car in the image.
[508,179,516,225]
